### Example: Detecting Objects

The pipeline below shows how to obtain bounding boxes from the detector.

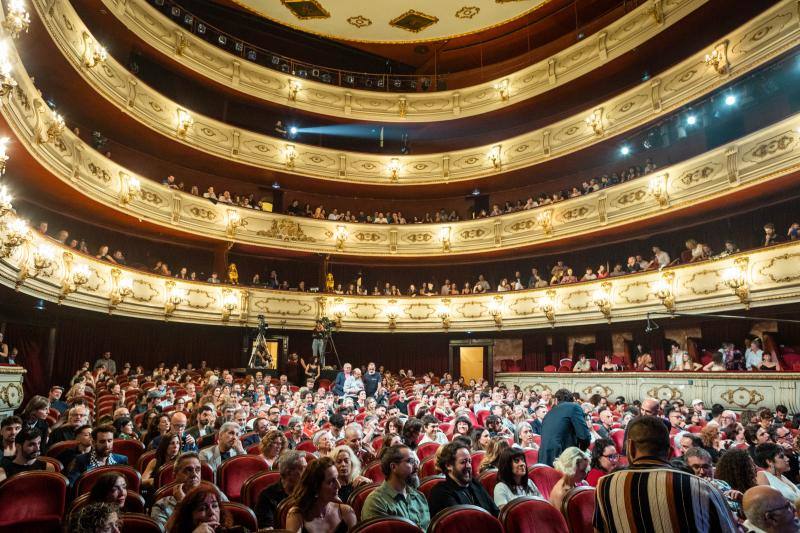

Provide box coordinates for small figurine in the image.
[227,263,239,285]
[325,272,334,292]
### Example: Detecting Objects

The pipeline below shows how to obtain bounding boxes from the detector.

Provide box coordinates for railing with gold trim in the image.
[28,0,800,185]
[2,16,800,258]
[1,205,799,331]
[496,372,800,411]
[98,0,705,121]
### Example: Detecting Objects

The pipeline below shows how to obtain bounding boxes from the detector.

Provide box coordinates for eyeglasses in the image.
[765,500,795,515]
[602,454,619,460]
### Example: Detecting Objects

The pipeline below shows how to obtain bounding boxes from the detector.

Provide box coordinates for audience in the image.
[285,456,358,533]
[361,443,430,528]
[493,447,542,507]
[549,446,590,510]
[742,485,800,533]
[429,440,499,517]
[254,449,307,529]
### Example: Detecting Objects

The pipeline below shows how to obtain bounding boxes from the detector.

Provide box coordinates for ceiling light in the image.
[724,94,737,106]
[620,145,631,156]
[686,115,696,125]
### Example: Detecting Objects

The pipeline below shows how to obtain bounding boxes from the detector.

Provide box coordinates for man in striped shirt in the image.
[593,416,738,533]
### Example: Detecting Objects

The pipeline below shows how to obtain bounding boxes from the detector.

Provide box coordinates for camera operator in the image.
[312,319,327,364]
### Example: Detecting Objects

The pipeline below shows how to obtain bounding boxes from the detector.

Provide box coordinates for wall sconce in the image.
[388,158,401,182]
[592,281,613,322]
[226,209,244,235]
[439,226,451,252]
[704,47,728,75]
[654,270,676,313]
[540,290,556,325]
[43,111,65,143]
[331,298,346,328]
[120,174,140,204]
[385,300,401,330]
[221,289,237,321]
[60,254,90,301]
[488,295,504,328]
[108,268,134,311]
[16,242,55,287]
[0,185,12,217]
[494,79,510,101]
[0,138,9,177]
[585,109,604,136]
[164,280,186,316]
[81,32,107,69]
[334,225,348,251]
[176,109,193,137]
[0,43,16,97]
[488,145,502,170]
[2,0,30,39]
[437,300,451,330]
[284,144,297,168]
[723,257,750,309]
[287,79,301,101]
[398,97,407,118]
[537,209,553,235]
[1,217,28,258]
[647,174,669,207]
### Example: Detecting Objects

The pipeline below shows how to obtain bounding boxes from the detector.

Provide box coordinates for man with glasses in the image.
[151,452,227,527]
[743,485,800,532]
[149,412,197,452]
[362,444,430,529]
[667,406,688,435]
[685,447,743,516]
[774,426,799,483]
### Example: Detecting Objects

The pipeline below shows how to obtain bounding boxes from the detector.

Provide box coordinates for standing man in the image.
[538,388,590,466]
[48,386,68,414]
[363,362,381,398]
[311,320,327,367]
[362,444,430,529]
[333,363,352,397]
[94,351,117,375]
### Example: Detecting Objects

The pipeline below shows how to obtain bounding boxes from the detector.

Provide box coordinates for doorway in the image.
[449,339,495,384]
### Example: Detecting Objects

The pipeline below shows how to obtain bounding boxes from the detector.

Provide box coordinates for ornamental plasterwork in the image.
[455,6,480,19]
[720,387,765,408]
[347,15,372,28]
[754,253,800,284]
[33,0,800,182]
[647,385,683,402]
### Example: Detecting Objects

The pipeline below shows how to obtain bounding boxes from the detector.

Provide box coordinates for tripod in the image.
[324,332,342,369]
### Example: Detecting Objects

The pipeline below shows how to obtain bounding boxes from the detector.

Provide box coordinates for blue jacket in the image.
[332,371,347,396]
[67,452,129,486]
[538,401,591,466]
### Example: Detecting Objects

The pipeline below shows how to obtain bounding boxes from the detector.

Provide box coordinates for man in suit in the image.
[66,425,128,486]
[538,388,591,466]
[429,441,499,517]
[198,422,246,471]
[332,362,352,396]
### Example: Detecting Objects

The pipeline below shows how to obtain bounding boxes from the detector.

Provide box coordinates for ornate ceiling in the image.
[224,0,550,43]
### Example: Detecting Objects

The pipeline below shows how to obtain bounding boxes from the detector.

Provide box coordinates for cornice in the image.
[28,0,800,185]
[99,0,707,122]
[1,214,799,332]
[3,22,800,258]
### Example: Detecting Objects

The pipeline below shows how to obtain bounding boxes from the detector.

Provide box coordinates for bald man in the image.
[148,412,197,452]
[743,486,800,533]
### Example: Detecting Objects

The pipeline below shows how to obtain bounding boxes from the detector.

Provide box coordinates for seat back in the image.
[609,429,625,453]
[418,475,446,503]
[296,440,318,453]
[417,442,440,461]
[470,451,485,477]
[113,439,146,468]
[275,497,295,529]
[75,465,142,496]
[562,486,596,533]
[429,505,503,533]
[528,465,563,500]
[137,449,156,473]
[347,482,381,519]
[363,460,385,483]
[420,455,439,478]
[70,491,146,516]
[499,496,568,533]
[38,456,63,472]
[217,455,268,501]
[119,513,164,533]
[221,502,258,531]
[0,471,68,525]
[241,471,282,507]
[45,440,77,461]
[351,517,423,533]
[524,448,539,467]
[478,469,499,497]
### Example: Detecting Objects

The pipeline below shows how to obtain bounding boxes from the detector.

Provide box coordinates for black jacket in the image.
[538,401,591,466]
[428,475,499,518]
[255,480,288,529]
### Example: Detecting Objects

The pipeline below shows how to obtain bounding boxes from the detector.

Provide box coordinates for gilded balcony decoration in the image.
[654,270,676,313]
[2,0,29,39]
[97,0,706,121]
[29,0,800,185]
[2,208,800,331]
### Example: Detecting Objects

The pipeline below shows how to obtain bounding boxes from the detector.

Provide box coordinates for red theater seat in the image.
[217,455,268,501]
[75,465,142,496]
[609,429,625,453]
[562,486,596,533]
[470,451,485,477]
[428,505,503,533]
[499,496,568,533]
[528,465,563,500]
[524,448,539,467]
[348,482,380,519]
[221,502,258,531]
[296,440,318,453]
[119,513,163,533]
[38,456,63,472]
[113,439,146,468]
[420,455,439,478]
[0,471,68,531]
[417,442,440,461]
[137,449,156,473]
[418,475,445,503]
[70,491,146,516]
[479,469,499,496]
[275,497,295,529]
[352,517,423,533]
[157,460,215,487]
[241,470,281,507]
[45,439,77,461]
[364,460,385,483]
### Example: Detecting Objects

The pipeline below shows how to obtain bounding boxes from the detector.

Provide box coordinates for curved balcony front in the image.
[97,0,706,122]
[27,0,800,186]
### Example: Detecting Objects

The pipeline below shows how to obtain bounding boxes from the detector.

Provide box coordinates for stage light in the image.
[724,94,736,106]
[271,181,280,189]
[471,188,480,196]
[289,126,298,136]
[620,145,630,156]
[686,115,697,126]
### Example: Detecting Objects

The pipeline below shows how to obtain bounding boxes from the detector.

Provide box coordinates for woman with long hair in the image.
[479,438,510,473]
[259,430,288,469]
[286,457,357,533]
[20,395,50,447]
[452,416,472,439]
[69,502,121,533]
[493,447,541,507]
[167,484,235,532]
[142,432,181,489]
[470,428,491,451]
[550,447,590,510]
[329,445,371,503]
[87,472,128,509]
[142,413,171,448]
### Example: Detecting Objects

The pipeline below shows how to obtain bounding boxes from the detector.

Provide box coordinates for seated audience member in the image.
[471,428,491,452]
[19,395,50,449]
[754,443,800,502]
[259,429,288,469]
[58,424,94,468]
[550,447,590,510]
[151,452,219,527]
[539,388,591,466]
[198,422,246,470]
[113,417,138,440]
[187,405,216,440]
[452,415,473,439]
[758,352,782,371]
[419,415,449,445]
[362,444,430,529]
[67,425,128,486]
[48,385,68,414]
[68,502,121,533]
[516,421,538,449]
[493,447,542,508]
[429,440,500,517]
[572,354,592,372]
[86,472,128,510]
[586,438,619,487]
[167,484,233,533]
[600,356,619,371]
[742,485,800,533]
[242,416,268,448]
[530,404,547,435]
[684,447,743,517]
[312,430,335,458]
[479,438,510,473]
[255,450,307,529]
[286,456,358,533]
[595,409,615,440]
[330,444,371,503]
[702,350,727,372]
[142,432,182,489]
[344,422,376,465]
[1,415,21,459]
[593,416,737,532]
[149,412,197,453]
[0,428,54,482]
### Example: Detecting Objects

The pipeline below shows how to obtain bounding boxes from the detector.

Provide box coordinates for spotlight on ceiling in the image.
[472,188,481,196]
[724,94,737,106]
[289,126,298,136]
[686,115,697,126]
[620,145,631,156]
[271,181,280,189]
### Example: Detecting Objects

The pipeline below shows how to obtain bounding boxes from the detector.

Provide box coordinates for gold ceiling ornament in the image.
[81,31,107,69]
[437,299,452,329]
[487,144,502,170]
[119,173,141,205]
[108,267,134,312]
[720,386,764,409]
[585,108,604,136]
[389,10,439,34]
[540,289,556,325]
[0,137,9,176]
[225,209,245,236]
[493,79,510,101]
[346,15,371,28]
[592,281,613,322]
[723,256,750,309]
[654,270,676,313]
[455,6,480,19]
[647,173,670,207]
[488,294,504,328]
[333,224,348,250]
[287,79,301,101]
[704,42,729,76]
[15,241,55,288]
[164,280,186,317]
[220,288,238,321]
[280,0,330,20]
[0,184,12,218]
[59,252,90,302]
[387,158,401,182]
[439,226,451,252]
[330,297,346,327]
[537,209,553,235]
[384,299,401,330]
[175,108,192,137]
[0,216,28,258]
[0,42,16,98]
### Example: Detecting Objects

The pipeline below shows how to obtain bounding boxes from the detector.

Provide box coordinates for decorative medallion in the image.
[757,253,800,283]
[455,6,480,19]
[678,165,718,187]
[257,220,315,242]
[189,206,217,221]
[720,387,765,409]
[0,382,23,409]
[614,189,647,206]
[583,384,613,397]
[405,233,432,243]
[280,0,330,19]
[389,10,439,33]
[87,162,111,183]
[646,385,683,402]
[347,15,372,28]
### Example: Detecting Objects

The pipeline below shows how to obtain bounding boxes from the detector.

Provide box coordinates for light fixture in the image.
[284,144,296,168]
[723,257,750,309]
[226,209,244,235]
[704,47,728,75]
[471,188,480,197]
[331,298,346,328]
[287,79,301,101]
[439,226,451,252]
[436,300,451,329]
[271,181,281,189]
[493,79,510,101]
[398,96,407,118]
[540,290,556,325]
[60,254,90,301]
[120,174,141,204]
[585,109,604,136]
[16,242,55,287]
[0,42,16,97]
[537,209,553,235]
[0,184,12,217]
[385,300,401,330]
[488,295,503,328]
[488,145,501,170]
[620,145,631,156]
[164,280,186,316]
[647,174,669,207]
[388,158,401,181]
[724,94,736,106]
[39,109,65,144]
[0,137,9,176]
[81,32,107,69]
[654,271,676,313]
[2,0,30,39]
[592,281,613,322]
[0,217,28,258]
[176,109,193,137]
[221,289,237,321]
[686,115,697,126]
[109,268,134,311]
[289,126,298,136]
[334,225,348,251]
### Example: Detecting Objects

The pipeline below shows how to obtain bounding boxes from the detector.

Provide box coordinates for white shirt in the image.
[745,349,763,370]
